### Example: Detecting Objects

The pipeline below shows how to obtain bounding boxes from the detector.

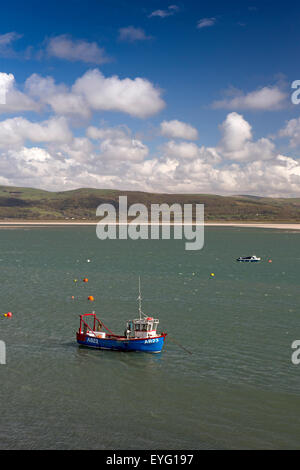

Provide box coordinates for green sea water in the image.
[0,226,300,450]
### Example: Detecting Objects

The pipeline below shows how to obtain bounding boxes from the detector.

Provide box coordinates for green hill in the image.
[0,185,300,222]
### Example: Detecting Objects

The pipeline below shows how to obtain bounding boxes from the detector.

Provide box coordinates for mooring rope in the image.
[167,335,193,355]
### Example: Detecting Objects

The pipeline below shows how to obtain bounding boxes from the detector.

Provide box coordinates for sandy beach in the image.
[0,221,299,230]
[205,223,300,230]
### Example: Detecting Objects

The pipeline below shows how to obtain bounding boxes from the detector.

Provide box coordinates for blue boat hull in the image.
[77,333,166,353]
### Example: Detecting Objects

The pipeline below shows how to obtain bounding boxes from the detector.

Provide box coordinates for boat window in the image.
[142,324,147,331]
[135,324,140,331]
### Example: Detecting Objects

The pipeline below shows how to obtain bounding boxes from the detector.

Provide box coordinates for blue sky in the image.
[0,0,300,196]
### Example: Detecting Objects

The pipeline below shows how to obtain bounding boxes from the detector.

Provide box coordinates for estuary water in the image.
[0,226,300,449]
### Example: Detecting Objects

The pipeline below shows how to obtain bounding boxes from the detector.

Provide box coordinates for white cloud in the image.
[0,109,298,197]
[86,125,148,162]
[25,73,65,98]
[218,112,275,161]
[99,137,148,162]
[219,112,252,153]
[160,119,198,140]
[149,5,179,18]
[0,72,14,104]
[162,141,200,159]
[163,140,221,164]
[46,35,109,64]
[72,69,165,118]
[212,86,287,111]
[0,116,72,149]
[4,141,299,196]
[0,32,22,57]
[118,26,152,42]
[197,18,216,29]
[49,92,91,119]
[160,114,276,167]
[279,118,300,148]
[0,73,40,114]
[87,125,130,140]
[56,137,95,163]
[0,146,77,190]
[25,73,90,119]
[24,69,165,119]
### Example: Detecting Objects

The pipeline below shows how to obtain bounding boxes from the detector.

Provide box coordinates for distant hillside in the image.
[0,185,300,222]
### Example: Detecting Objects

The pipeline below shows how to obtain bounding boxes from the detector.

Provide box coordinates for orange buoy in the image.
[83,278,88,283]
[88,296,95,301]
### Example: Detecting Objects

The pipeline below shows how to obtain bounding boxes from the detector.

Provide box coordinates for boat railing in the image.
[79,313,124,338]
[79,316,96,336]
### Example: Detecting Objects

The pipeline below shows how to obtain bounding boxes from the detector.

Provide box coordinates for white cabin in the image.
[126,317,159,339]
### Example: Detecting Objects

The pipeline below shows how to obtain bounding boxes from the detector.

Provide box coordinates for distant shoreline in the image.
[0,221,300,230]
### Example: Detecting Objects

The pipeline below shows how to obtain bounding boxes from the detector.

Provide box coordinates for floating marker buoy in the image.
[2,312,12,318]
[87,259,91,263]
[268,259,272,263]
[71,296,75,300]
[88,296,95,301]
[83,278,88,283]
[73,279,78,283]
[210,273,215,277]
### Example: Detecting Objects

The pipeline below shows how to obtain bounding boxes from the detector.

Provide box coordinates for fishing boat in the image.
[76,279,167,353]
[236,255,261,262]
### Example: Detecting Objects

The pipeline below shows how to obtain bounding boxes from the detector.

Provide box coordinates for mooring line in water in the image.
[167,335,193,355]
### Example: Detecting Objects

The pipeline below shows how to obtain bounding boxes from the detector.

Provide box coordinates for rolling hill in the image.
[0,185,300,222]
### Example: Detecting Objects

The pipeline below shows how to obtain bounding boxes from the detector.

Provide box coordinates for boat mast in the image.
[138,276,143,319]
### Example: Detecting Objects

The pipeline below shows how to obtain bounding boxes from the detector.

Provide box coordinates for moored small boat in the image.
[236,255,261,262]
[76,279,167,353]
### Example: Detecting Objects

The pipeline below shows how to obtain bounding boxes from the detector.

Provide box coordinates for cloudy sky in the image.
[0,0,300,196]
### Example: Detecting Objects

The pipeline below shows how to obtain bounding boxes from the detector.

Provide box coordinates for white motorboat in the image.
[236,255,261,262]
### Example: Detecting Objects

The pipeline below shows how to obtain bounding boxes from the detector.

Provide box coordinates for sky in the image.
[0,0,300,196]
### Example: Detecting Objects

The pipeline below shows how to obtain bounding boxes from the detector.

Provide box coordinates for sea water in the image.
[0,226,300,449]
